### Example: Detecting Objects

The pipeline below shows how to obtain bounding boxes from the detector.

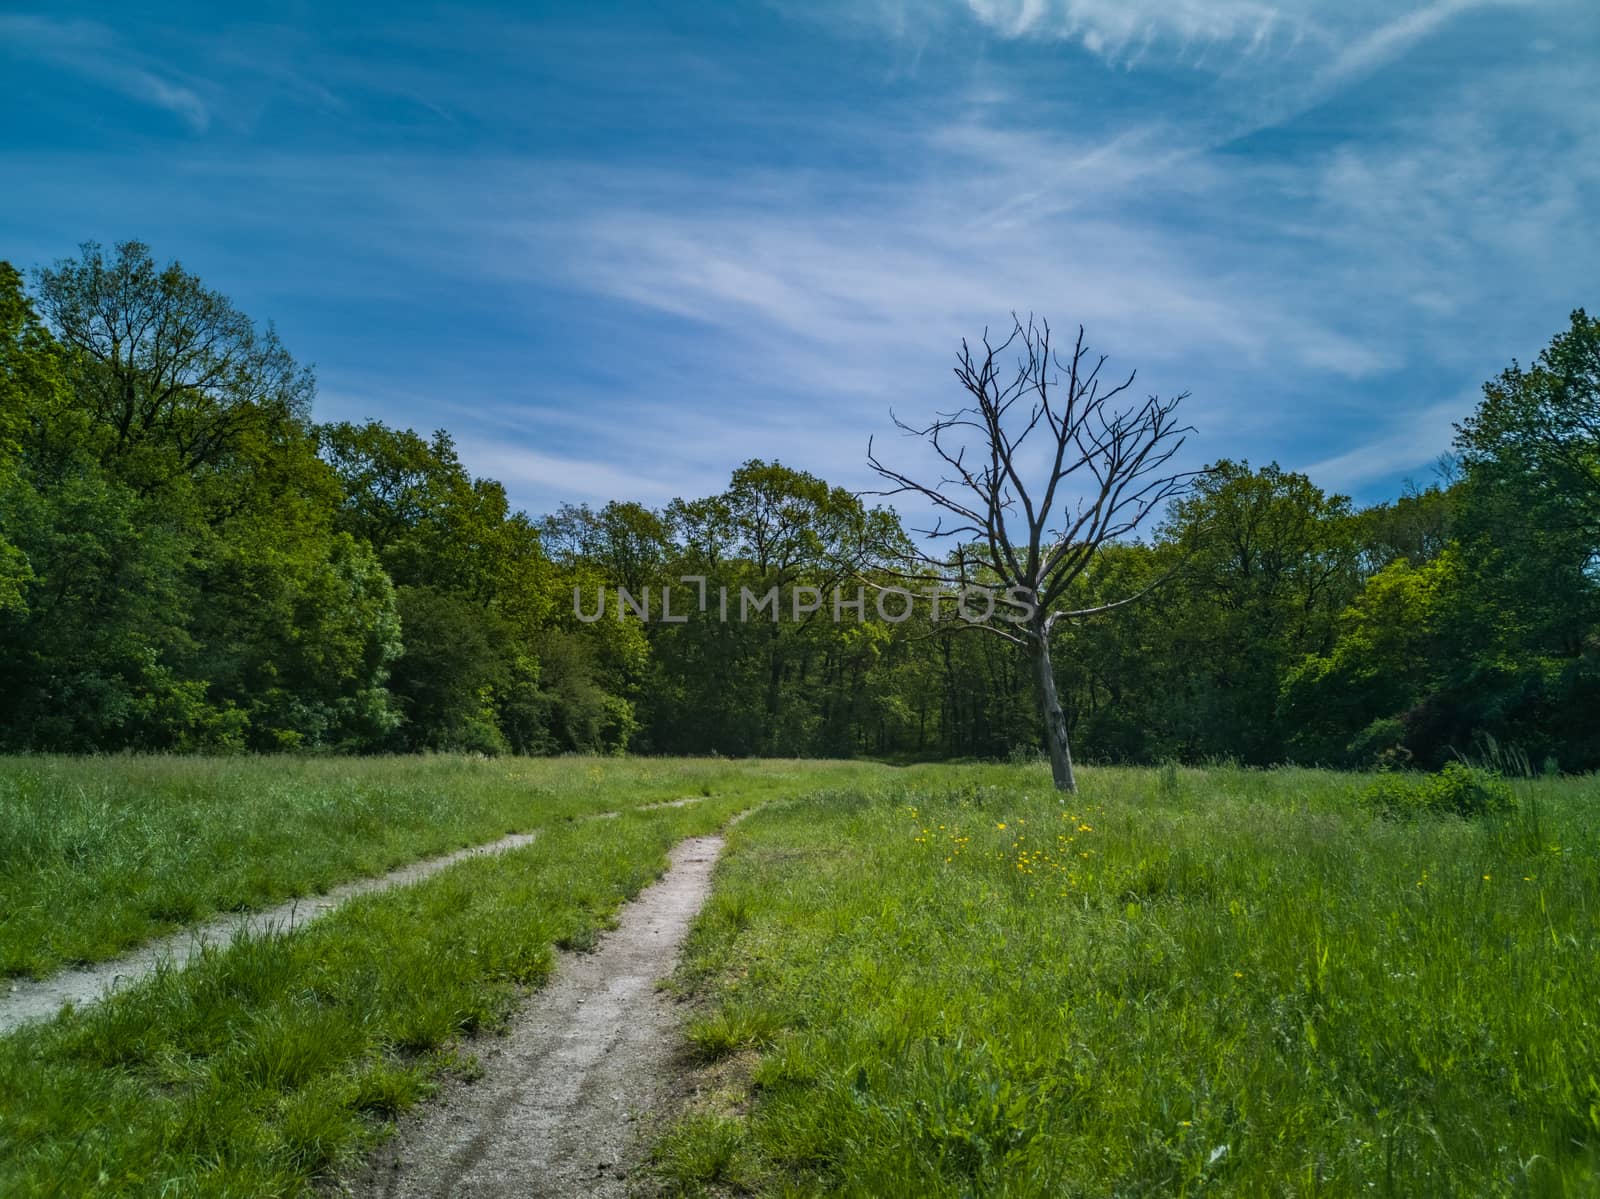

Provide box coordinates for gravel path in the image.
[334,834,724,1199]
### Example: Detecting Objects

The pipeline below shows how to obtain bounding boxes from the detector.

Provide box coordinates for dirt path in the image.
[596,796,702,820]
[2,798,710,1035]
[0,829,542,1034]
[334,834,724,1199]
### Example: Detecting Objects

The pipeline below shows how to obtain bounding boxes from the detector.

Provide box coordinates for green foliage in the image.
[1346,716,1411,770]
[0,765,777,1196]
[1279,552,1457,764]
[0,262,66,614]
[1360,761,1516,820]
[2,241,1598,772]
[389,585,508,753]
[660,764,1600,1196]
[0,460,209,751]
[0,755,861,978]
[1456,308,1600,549]
[0,245,411,753]
[639,458,900,757]
[32,241,314,491]
[1151,460,1361,762]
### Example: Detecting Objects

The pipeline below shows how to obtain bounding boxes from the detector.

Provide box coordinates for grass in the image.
[0,754,879,977]
[658,763,1600,1197]
[7,756,1596,1195]
[0,789,762,1196]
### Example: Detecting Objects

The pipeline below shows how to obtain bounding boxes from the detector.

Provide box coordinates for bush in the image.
[1348,717,1411,770]
[1361,762,1515,819]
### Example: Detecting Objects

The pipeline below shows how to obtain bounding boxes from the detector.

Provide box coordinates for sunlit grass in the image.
[8,757,1594,1195]
[662,763,1600,1196]
[0,754,881,977]
[0,792,757,1196]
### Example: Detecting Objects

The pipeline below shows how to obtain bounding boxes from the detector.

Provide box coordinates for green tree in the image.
[543,500,668,596]
[2,245,403,751]
[641,460,891,756]
[0,262,66,613]
[0,460,222,750]
[1280,312,1600,771]
[32,241,314,495]
[1279,551,1459,765]
[1456,309,1600,552]
[1352,479,1457,576]
[1438,310,1600,767]
[320,419,620,753]
[1155,461,1360,762]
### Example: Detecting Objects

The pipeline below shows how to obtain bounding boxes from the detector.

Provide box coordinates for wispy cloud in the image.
[1317,0,1508,89]
[783,0,1313,65]
[457,441,692,508]
[0,15,211,132]
[1299,62,1600,363]
[828,0,1523,79]
[526,112,1399,385]
[1301,398,1465,489]
[4,1,1591,519]
[956,0,1305,59]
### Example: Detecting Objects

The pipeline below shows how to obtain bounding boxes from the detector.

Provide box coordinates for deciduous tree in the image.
[869,316,1202,791]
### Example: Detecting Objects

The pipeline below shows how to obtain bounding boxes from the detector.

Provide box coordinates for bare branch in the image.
[866,313,1204,791]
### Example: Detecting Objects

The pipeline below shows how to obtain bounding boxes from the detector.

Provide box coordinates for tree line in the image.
[2,242,1595,770]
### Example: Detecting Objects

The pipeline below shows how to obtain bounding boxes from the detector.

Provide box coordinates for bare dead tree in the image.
[867,315,1203,792]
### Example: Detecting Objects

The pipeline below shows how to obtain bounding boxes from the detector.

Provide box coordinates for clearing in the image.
[3,758,1597,1196]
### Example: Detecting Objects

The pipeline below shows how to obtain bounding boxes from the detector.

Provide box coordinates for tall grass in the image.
[0,792,757,1196]
[0,755,880,977]
[660,764,1600,1196]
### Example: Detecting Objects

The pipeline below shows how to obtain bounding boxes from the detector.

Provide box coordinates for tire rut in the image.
[333,834,724,1198]
[0,829,540,1034]
[2,799,712,1034]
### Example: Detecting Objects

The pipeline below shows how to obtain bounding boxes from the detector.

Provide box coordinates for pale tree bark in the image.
[867,314,1204,792]
[1028,619,1076,791]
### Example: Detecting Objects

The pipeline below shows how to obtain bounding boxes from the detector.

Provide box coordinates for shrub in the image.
[1348,717,1411,770]
[1361,762,1515,819]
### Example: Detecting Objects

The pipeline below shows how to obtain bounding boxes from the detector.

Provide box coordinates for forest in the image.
[3,241,1597,771]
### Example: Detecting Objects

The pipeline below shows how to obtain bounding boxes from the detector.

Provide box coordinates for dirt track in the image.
[2,798,709,1035]
[333,834,723,1198]
[0,829,544,1034]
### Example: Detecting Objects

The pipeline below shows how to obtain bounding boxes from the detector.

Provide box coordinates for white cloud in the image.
[456,441,693,508]
[10,1,1586,517]
[1301,399,1465,489]
[1317,0,1505,89]
[0,15,210,132]
[957,0,1300,58]
[839,0,1532,81]
[530,117,1398,392]
[1298,64,1600,367]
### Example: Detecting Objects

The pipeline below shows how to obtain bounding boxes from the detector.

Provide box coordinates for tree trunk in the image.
[1029,628,1077,793]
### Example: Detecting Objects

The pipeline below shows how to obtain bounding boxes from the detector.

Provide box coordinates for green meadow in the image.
[658,764,1600,1197]
[0,756,1596,1197]
[5,41,1598,1199]
[0,754,853,977]
[0,755,872,1196]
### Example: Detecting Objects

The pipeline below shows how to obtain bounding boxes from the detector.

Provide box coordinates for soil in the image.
[331,834,725,1199]
[0,829,543,1034]
[2,798,709,1034]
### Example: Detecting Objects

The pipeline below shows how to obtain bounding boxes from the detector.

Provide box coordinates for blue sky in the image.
[3,1,1597,524]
